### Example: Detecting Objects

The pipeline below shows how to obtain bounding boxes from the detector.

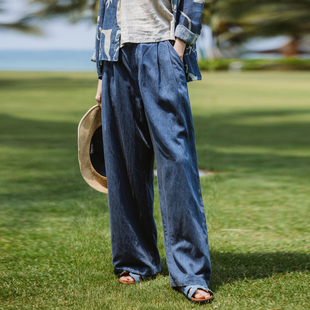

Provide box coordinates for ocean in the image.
[0,50,96,72]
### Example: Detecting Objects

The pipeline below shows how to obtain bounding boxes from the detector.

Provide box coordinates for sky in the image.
[0,0,96,50]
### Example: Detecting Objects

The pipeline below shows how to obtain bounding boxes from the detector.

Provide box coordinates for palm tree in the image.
[203,0,310,57]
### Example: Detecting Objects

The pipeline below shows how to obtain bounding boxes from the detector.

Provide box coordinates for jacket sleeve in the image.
[91,0,105,79]
[175,0,205,45]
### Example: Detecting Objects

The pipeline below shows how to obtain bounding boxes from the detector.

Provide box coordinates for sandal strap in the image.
[120,271,146,283]
[181,286,191,297]
[128,272,141,283]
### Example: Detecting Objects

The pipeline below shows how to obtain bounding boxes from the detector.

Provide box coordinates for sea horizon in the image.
[0,50,96,72]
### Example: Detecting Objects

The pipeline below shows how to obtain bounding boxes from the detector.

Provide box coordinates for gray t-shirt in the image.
[120,0,175,45]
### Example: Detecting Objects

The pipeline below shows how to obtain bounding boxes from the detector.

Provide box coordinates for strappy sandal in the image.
[119,271,146,284]
[178,285,214,304]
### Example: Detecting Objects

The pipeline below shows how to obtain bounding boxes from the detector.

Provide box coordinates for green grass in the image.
[0,71,309,309]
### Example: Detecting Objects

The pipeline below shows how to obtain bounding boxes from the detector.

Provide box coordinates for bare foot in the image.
[178,286,213,302]
[191,288,212,300]
[119,273,142,284]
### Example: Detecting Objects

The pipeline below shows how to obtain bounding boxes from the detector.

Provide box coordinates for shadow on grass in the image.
[1,106,309,206]
[0,114,77,149]
[0,76,95,91]
[0,113,84,201]
[160,252,310,291]
[194,109,310,174]
[0,106,309,213]
[210,251,310,291]
[194,109,310,148]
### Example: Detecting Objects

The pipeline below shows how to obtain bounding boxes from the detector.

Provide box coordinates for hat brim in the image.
[78,105,108,194]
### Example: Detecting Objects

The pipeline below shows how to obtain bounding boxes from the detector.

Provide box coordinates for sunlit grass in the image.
[0,71,309,309]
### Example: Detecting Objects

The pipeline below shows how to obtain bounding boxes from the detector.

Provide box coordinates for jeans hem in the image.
[114,263,162,277]
[170,278,211,289]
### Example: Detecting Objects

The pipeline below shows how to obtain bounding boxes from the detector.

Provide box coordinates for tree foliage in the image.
[29,0,100,23]
[0,0,42,34]
[203,0,310,44]
[0,0,99,34]
[2,0,310,54]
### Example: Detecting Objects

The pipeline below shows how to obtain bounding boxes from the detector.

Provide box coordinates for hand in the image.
[95,79,102,108]
[173,37,186,61]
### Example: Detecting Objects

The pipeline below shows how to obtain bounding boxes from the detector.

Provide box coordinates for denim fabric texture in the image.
[100,41,211,288]
[92,0,205,82]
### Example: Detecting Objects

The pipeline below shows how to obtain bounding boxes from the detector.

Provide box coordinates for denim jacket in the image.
[92,0,205,82]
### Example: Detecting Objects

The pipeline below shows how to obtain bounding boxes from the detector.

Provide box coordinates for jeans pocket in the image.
[167,40,185,69]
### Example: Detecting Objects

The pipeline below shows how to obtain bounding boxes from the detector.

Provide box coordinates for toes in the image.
[120,275,135,283]
[119,274,142,283]
[194,292,207,299]
[193,289,211,300]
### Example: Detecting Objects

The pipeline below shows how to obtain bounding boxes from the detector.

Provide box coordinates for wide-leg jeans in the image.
[101,40,211,288]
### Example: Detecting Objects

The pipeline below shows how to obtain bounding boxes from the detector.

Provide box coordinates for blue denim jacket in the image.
[92,0,204,82]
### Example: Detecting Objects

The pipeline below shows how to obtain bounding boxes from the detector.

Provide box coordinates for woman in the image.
[93,0,213,304]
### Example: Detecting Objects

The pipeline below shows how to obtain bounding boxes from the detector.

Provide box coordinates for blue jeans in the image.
[101,40,211,288]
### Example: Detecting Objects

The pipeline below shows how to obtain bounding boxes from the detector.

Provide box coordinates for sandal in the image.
[178,285,214,304]
[119,271,146,284]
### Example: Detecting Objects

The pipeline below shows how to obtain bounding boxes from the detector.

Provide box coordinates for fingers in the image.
[95,94,101,104]
[95,94,101,108]
[95,79,103,108]
[174,37,186,61]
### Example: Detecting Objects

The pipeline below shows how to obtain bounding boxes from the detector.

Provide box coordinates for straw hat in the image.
[78,105,108,193]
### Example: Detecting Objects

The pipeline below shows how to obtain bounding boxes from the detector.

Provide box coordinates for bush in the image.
[198,58,310,71]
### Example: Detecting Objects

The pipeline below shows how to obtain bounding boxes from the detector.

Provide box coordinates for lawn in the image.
[0,71,309,309]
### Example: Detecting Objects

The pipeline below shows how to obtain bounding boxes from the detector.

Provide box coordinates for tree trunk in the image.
[281,36,299,58]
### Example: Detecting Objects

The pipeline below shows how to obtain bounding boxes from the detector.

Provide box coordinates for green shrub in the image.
[198,58,310,71]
